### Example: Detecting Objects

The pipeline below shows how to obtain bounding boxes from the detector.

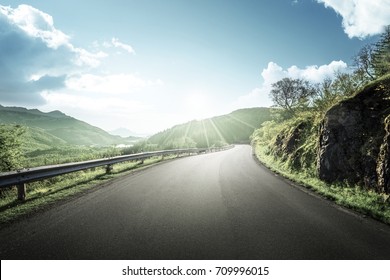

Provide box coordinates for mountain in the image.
[147,107,271,149]
[0,105,130,148]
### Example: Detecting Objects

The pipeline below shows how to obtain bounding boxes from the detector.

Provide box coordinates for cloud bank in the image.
[316,0,390,38]
[233,60,348,108]
[0,4,106,104]
[262,60,348,85]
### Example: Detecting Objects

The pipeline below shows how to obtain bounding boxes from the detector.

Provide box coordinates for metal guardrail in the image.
[0,146,233,201]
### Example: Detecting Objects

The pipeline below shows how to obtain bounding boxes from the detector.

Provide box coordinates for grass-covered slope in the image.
[148,107,271,148]
[0,105,126,147]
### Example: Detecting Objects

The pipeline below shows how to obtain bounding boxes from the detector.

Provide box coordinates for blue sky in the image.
[0,0,389,135]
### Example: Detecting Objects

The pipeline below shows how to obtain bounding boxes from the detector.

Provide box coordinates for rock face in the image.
[317,76,390,193]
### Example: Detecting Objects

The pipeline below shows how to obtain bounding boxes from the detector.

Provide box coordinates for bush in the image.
[0,125,25,172]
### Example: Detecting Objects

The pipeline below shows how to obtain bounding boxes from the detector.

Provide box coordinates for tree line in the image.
[270,26,390,117]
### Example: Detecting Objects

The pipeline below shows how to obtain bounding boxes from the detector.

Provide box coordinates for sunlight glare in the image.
[184,93,215,120]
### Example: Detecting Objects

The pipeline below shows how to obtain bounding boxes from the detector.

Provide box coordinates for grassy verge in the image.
[253,143,390,225]
[0,155,178,225]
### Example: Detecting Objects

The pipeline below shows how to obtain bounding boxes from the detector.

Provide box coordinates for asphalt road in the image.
[1,145,390,260]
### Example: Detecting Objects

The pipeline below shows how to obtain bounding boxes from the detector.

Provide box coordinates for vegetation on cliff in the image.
[251,28,390,223]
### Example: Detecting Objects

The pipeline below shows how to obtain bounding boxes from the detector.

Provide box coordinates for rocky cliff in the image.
[317,75,390,193]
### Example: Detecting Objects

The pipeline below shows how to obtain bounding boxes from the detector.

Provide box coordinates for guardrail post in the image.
[17,183,26,201]
[106,164,113,174]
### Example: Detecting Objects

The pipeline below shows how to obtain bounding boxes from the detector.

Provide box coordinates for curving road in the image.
[1,145,390,259]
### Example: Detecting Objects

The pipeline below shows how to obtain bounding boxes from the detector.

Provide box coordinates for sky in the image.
[0,0,389,135]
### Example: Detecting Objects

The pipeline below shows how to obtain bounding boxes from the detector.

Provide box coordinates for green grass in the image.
[0,155,177,225]
[253,143,390,225]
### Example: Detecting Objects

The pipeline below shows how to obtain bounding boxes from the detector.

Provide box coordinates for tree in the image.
[353,44,376,81]
[270,78,316,117]
[353,27,390,80]
[372,25,390,77]
[0,125,25,172]
[313,78,336,112]
[331,71,363,97]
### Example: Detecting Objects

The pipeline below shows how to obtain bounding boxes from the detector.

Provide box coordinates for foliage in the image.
[353,25,390,80]
[270,78,317,117]
[0,124,25,172]
[353,44,376,81]
[312,71,365,115]
[372,25,390,77]
[252,110,321,175]
[22,146,123,168]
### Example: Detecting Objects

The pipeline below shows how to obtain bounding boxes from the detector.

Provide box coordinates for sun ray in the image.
[184,120,192,139]
[182,120,193,147]
[161,125,177,147]
[201,119,210,149]
[208,118,227,144]
[228,114,257,129]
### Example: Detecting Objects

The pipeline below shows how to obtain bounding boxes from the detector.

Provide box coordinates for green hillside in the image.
[148,107,271,149]
[0,105,129,147]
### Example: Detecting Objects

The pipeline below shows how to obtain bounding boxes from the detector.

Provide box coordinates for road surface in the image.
[1,145,390,259]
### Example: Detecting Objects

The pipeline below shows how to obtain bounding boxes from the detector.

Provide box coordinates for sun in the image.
[185,93,215,120]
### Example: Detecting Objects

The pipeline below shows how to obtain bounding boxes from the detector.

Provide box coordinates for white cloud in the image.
[231,60,349,109]
[0,4,106,104]
[71,47,108,68]
[0,4,69,49]
[111,37,135,54]
[41,91,147,113]
[316,0,390,38]
[287,60,348,83]
[100,37,136,54]
[261,62,286,86]
[66,74,163,94]
[261,60,348,84]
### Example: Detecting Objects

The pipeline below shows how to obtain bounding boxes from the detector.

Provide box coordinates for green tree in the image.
[372,25,390,77]
[331,71,363,97]
[0,125,25,172]
[313,78,336,112]
[353,44,376,81]
[270,78,316,117]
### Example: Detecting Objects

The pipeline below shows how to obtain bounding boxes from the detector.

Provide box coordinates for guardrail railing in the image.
[0,145,233,201]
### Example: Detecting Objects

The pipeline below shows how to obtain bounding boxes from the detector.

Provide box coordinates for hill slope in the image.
[0,105,127,148]
[148,107,271,148]
[252,74,390,194]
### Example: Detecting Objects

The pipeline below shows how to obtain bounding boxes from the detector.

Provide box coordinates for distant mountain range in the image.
[148,107,271,148]
[0,105,139,151]
[0,105,272,153]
